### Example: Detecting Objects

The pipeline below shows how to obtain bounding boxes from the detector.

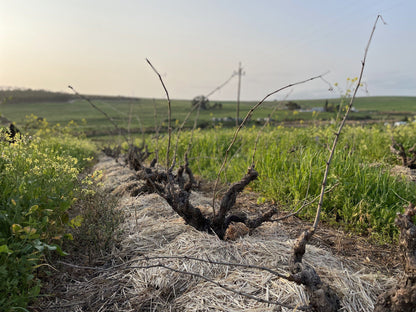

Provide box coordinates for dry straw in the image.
[45,156,398,311]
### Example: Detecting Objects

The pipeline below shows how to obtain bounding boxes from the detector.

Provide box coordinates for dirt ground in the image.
[32,155,403,312]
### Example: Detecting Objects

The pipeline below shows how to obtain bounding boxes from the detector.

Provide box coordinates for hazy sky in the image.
[1,0,415,101]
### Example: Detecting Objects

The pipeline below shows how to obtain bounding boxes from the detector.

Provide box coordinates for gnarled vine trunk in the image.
[375,203,416,311]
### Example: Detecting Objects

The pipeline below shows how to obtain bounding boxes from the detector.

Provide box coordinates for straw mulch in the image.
[38,156,400,311]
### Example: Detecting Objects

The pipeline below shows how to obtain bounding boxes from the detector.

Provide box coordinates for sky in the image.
[1,0,415,101]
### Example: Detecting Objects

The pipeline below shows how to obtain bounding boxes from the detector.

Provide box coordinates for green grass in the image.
[149,122,416,242]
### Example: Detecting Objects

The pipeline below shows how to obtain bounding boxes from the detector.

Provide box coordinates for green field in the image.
[2,90,416,142]
[296,96,416,111]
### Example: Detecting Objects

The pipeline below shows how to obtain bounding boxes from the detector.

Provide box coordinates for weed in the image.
[0,119,95,311]
[67,180,123,265]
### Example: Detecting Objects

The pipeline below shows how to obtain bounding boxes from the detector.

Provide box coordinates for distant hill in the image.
[1,88,415,111]
[0,88,140,104]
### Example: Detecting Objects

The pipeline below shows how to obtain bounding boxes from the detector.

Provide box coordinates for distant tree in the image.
[211,102,223,109]
[0,88,74,104]
[285,101,301,111]
[0,88,139,104]
[323,100,338,113]
[191,95,210,110]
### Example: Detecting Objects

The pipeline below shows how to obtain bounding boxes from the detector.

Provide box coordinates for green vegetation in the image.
[0,88,137,104]
[293,96,416,111]
[0,118,96,311]
[68,185,123,265]
[150,122,416,241]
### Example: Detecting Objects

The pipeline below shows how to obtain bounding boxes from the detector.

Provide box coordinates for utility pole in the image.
[235,62,245,126]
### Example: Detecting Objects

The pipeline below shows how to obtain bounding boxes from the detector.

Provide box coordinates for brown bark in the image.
[375,203,416,311]
[216,167,258,220]
[126,144,150,171]
[164,187,212,233]
[211,166,259,238]
[391,138,416,169]
[289,228,341,312]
